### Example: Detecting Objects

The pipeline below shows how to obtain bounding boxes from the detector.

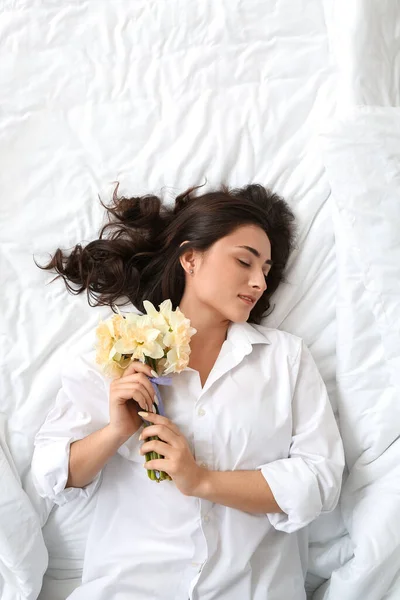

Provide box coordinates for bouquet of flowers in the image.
[95,299,197,482]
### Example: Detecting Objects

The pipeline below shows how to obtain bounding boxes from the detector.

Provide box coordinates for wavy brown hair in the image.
[34,182,297,325]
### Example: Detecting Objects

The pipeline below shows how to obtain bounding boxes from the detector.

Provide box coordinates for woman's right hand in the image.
[108,360,157,440]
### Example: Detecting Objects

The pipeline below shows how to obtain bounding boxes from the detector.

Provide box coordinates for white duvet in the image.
[0,0,399,598]
[317,107,400,600]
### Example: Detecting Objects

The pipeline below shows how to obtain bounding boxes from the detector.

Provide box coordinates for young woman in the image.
[32,183,344,600]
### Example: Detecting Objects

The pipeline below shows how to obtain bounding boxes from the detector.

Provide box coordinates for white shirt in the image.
[31,321,344,600]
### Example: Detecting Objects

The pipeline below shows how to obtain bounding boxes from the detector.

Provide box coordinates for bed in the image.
[0,0,399,598]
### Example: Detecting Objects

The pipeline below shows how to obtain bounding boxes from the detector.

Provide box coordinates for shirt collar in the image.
[182,321,270,397]
[196,321,270,397]
[227,320,271,352]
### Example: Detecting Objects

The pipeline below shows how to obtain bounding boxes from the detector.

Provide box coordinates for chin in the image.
[224,308,251,323]
[216,299,254,323]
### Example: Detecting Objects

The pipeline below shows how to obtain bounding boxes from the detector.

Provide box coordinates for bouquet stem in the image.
[143,421,172,482]
[143,356,172,483]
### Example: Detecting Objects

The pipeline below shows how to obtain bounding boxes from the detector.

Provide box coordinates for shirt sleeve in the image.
[31,352,144,507]
[257,340,345,533]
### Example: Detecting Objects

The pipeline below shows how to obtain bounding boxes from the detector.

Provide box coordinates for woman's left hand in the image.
[138,411,206,496]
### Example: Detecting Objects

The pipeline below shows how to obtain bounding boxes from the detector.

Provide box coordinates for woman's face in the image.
[180,224,272,323]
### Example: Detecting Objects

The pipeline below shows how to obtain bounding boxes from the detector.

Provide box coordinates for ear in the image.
[179,240,196,274]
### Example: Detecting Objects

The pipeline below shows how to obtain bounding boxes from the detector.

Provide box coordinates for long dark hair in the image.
[34,182,296,325]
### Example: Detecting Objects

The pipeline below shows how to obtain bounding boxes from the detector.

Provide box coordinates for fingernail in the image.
[153,395,159,405]
[152,405,156,413]
[151,370,158,378]
[138,411,149,418]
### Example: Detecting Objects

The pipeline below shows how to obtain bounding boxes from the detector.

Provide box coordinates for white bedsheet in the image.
[0,0,399,598]
[0,415,47,600]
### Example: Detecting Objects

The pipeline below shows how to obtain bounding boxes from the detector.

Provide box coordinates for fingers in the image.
[137,411,181,436]
[122,360,153,379]
[139,424,180,446]
[115,383,154,412]
[140,439,172,458]
[143,458,168,473]
[120,373,156,405]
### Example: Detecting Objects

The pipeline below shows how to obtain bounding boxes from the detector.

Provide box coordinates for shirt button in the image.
[203,515,210,523]
[197,408,206,417]
[200,462,208,469]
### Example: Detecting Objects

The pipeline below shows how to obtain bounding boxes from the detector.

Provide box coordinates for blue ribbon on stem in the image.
[143,374,173,481]
[148,375,172,417]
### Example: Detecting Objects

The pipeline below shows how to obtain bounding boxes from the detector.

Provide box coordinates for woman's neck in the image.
[178,299,230,352]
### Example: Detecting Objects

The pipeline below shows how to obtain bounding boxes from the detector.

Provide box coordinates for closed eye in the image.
[237,259,269,280]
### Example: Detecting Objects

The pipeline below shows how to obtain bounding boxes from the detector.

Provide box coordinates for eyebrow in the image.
[236,245,273,265]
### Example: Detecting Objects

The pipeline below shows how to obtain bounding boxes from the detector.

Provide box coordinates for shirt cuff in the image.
[258,457,324,533]
[117,424,145,463]
[31,437,101,507]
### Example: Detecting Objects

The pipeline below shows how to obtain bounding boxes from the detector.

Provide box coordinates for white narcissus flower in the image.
[113,315,165,362]
[95,313,126,368]
[163,307,197,374]
[95,300,197,378]
[164,345,192,374]
[95,321,114,366]
[102,360,126,379]
[167,308,197,343]
[143,300,171,334]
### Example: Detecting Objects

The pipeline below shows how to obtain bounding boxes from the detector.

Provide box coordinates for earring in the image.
[189,269,194,275]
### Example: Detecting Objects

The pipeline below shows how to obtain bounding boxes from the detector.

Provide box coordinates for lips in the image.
[238,295,255,305]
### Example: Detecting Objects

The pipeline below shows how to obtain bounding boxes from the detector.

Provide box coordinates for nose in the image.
[250,271,267,293]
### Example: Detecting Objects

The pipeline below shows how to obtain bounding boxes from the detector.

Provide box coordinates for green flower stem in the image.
[141,359,172,482]
[142,425,170,482]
